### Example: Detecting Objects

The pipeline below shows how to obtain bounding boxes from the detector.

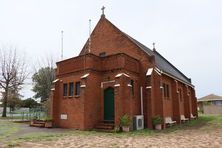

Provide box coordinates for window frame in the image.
[178,87,183,102]
[63,83,68,97]
[69,82,74,96]
[75,81,81,96]
[163,82,171,100]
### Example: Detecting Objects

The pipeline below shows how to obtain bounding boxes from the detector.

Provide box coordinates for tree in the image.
[21,98,40,108]
[0,48,27,117]
[7,79,23,112]
[32,67,55,102]
[7,95,22,112]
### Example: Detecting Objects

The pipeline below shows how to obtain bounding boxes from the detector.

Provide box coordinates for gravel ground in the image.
[17,128,222,148]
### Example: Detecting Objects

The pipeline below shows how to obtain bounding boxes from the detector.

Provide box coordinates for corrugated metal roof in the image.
[125,33,192,84]
[198,94,222,102]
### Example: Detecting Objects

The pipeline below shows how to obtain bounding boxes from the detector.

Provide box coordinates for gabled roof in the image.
[198,94,222,102]
[124,33,192,85]
[80,16,192,85]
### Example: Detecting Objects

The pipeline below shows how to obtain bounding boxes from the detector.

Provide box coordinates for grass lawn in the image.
[1,114,222,147]
[0,120,20,147]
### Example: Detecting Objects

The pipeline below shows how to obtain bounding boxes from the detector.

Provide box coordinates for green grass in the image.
[0,120,20,146]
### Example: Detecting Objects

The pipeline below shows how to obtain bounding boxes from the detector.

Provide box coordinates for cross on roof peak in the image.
[101,6,105,17]
[101,6,105,14]
[153,42,156,51]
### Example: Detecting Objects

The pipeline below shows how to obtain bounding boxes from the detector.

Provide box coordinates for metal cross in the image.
[153,42,155,49]
[101,6,105,15]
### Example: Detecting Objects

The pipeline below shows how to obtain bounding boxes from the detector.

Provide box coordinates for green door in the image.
[104,87,114,121]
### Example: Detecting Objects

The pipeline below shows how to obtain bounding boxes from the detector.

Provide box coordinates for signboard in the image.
[60,114,68,120]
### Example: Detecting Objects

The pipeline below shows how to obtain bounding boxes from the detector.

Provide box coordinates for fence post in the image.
[22,112,24,121]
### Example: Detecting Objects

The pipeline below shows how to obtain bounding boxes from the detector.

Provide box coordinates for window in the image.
[75,82,80,96]
[163,83,170,99]
[99,52,106,57]
[178,88,183,102]
[63,83,68,96]
[130,80,134,95]
[213,100,222,106]
[69,82,74,96]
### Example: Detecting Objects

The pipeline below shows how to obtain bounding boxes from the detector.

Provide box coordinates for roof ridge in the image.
[80,16,192,85]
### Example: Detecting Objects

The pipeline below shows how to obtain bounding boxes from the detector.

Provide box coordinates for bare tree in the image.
[0,47,28,117]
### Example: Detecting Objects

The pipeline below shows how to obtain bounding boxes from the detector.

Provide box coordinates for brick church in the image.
[51,10,197,130]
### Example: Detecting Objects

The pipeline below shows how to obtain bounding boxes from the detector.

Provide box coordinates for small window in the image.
[75,82,80,96]
[69,82,74,96]
[130,80,134,95]
[63,83,68,96]
[99,52,106,57]
[163,83,170,99]
[178,88,183,102]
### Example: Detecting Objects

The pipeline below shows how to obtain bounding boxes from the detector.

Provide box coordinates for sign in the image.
[60,114,68,120]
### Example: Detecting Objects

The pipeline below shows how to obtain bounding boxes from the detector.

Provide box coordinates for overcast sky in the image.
[0,0,222,99]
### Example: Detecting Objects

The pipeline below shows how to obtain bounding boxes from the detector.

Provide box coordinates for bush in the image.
[120,114,132,127]
[152,115,163,125]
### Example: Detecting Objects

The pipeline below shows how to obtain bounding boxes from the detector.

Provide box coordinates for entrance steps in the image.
[30,120,45,127]
[95,121,114,132]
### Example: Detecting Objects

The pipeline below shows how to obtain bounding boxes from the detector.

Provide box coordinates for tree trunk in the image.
[2,86,8,117]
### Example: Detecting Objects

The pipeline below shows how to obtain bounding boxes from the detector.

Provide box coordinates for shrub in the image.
[120,114,132,127]
[152,115,163,125]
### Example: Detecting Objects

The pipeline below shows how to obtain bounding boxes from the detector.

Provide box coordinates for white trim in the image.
[140,87,144,115]
[52,79,59,83]
[80,85,86,88]
[146,86,152,89]
[155,67,162,73]
[160,86,163,89]
[51,88,55,91]
[101,80,115,88]
[114,84,120,87]
[128,84,132,87]
[154,67,162,75]
[115,73,130,78]
[146,68,153,76]
[81,73,90,79]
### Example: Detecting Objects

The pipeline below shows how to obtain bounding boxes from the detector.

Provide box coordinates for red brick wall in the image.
[83,72,102,129]
[52,16,197,130]
[54,73,85,129]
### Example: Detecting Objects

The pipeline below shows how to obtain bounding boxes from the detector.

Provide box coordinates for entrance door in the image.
[104,87,114,121]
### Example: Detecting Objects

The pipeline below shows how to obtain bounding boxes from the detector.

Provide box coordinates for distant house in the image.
[51,12,198,130]
[198,94,222,114]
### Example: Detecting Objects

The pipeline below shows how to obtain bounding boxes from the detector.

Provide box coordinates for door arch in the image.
[104,87,114,121]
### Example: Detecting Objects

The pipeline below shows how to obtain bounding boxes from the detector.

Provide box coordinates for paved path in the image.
[12,122,70,137]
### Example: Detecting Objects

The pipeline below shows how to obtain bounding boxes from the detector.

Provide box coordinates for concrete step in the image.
[95,125,114,130]
[30,123,45,127]
[94,121,114,132]
[95,128,115,133]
